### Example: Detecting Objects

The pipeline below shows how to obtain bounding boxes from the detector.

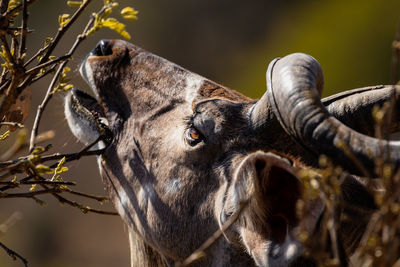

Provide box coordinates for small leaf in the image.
[29,184,37,191]
[52,157,68,181]
[0,130,10,140]
[103,7,113,17]
[67,1,83,7]
[58,14,71,27]
[8,0,21,11]
[121,7,138,21]
[122,15,138,21]
[80,206,91,214]
[102,18,131,39]
[54,67,74,93]
[31,146,46,155]
[34,198,47,206]
[35,164,54,175]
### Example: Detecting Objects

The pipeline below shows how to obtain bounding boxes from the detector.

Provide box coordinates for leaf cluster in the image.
[0,0,136,265]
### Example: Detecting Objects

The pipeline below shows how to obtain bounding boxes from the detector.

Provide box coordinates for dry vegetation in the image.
[0,0,137,265]
[0,0,400,266]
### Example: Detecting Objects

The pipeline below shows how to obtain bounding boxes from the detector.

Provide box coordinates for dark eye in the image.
[186,126,203,146]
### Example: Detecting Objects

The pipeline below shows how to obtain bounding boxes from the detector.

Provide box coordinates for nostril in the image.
[91,40,112,56]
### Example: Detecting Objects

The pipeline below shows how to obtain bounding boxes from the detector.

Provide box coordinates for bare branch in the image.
[17,0,27,61]
[29,66,55,83]
[38,0,92,64]
[49,192,118,216]
[0,0,9,14]
[0,241,28,267]
[0,188,62,198]
[0,121,23,128]
[25,54,71,75]
[0,180,76,186]
[63,188,109,202]
[1,130,55,161]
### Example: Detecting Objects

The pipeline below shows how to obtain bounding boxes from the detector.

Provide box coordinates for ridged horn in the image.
[266,53,400,177]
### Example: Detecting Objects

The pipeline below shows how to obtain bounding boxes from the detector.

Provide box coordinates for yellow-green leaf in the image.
[102,18,131,39]
[58,14,71,27]
[52,157,68,181]
[123,15,138,21]
[0,130,10,140]
[31,146,46,155]
[35,164,54,174]
[67,1,83,7]
[121,7,138,21]
[8,0,21,11]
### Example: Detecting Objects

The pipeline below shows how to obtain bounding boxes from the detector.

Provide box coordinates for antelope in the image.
[65,39,400,266]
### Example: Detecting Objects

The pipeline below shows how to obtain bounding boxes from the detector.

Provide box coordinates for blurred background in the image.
[1,0,400,266]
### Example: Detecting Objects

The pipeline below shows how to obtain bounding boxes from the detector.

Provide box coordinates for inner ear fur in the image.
[230,151,302,243]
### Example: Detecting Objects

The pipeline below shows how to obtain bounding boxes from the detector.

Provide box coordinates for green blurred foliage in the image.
[228,0,400,98]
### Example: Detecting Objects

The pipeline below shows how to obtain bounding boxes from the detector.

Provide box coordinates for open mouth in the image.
[65,87,111,148]
[64,43,112,148]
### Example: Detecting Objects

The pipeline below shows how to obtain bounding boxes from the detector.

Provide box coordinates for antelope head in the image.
[65,39,400,266]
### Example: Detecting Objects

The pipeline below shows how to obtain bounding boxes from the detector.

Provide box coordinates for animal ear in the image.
[232,151,301,241]
[226,151,303,265]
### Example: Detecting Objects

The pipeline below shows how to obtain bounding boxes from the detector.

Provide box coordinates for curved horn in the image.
[267,53,400,177]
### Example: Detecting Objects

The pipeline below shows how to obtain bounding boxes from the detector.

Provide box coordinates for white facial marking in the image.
[285,241,299,261]
[116,184,130,216]
[79,59,98,99]
[185,74,203,106]
[166,178,182,194]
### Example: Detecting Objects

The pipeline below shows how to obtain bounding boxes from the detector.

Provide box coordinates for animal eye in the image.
[186,126,203,145]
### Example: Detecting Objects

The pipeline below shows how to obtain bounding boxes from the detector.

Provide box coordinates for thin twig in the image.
[63,188,108,202]
[17,0,27,61]
[0,188,62,198]
[327,203,348,267]
[0,0,10,14]
[0,129,55,161]
[50,191,118,215]
[29,0,98,152]
[0,180,76,186]
[0,79,10,94]
[176,200,249,267]
[38,0,92,65]
[0,211,23,233]
[29,66,56,83]
[0,137,105,169]
[25,54,71,75]
[0,121,23,128]
[0,241,28,267]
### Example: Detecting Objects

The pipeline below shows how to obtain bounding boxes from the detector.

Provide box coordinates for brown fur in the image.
[65,40,390,266]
